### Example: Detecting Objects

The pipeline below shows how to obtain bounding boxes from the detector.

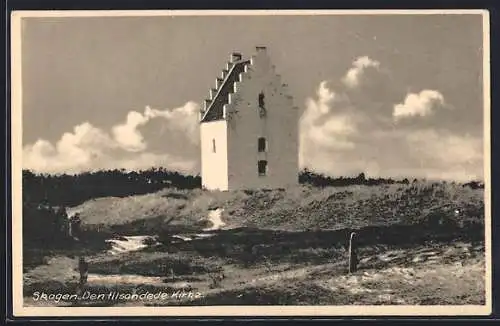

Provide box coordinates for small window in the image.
[258,92,265,107]
[212,139,216,153]
[258,92,267,118]
[258,137,267,152]
[258,160,267,176]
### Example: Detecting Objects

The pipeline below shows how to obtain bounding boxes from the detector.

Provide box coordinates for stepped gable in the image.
[201,55,250,123]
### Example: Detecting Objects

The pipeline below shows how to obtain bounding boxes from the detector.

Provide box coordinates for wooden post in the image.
[78,256,89,294]
[348,231,358,273]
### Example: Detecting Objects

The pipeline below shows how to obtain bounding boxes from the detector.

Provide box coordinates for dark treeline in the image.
[23,168,484,208]
[299,170,403,187]
[299,169,484,189]
[23,168,201,208]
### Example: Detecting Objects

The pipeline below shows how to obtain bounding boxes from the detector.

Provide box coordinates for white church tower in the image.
[200,46,299,191]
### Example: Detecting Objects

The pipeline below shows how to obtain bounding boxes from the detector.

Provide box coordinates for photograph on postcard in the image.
[10,10,491,316]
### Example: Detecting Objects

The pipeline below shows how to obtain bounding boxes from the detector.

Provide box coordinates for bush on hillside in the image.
[23,201,73,248]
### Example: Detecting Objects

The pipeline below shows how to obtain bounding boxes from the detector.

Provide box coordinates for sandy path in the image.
[202,208,226,231]
[105,236,159,255]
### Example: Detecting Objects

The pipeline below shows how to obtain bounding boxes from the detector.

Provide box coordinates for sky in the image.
[19,13,486,181]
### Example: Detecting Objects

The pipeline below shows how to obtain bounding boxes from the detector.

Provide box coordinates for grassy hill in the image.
[70,181,484,234]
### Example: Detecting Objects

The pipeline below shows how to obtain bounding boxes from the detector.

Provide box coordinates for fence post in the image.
[170,268,175,282]
[348,231,358,273]
[78,256,89,293]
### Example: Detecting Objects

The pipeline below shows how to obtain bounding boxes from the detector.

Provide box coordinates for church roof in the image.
[200,59,250,123]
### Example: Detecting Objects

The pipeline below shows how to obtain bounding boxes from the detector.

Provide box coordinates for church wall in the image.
[200,120,229,190]
[225,48,299,190]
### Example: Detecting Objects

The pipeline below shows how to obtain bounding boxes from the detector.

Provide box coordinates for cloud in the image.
[299,81,359,169]
[342,56,381,88]
[23,102,200,175]
[143,102,200,144]
[405,129,482,167]
[300,57,483,182]
[112,101,200,152]
[393,90,446,120]
[23,123,118,173]
[112,111,149,151]
[24,55,483,182]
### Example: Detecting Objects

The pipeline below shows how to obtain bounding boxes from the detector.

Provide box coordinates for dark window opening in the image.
[258,92,265,107]
[258,160,267,176]
[212,139,216,153]
[258,137,267,152]
[258,92,266,118]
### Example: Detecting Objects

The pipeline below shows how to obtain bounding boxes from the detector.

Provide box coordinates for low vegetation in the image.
[21,169,486,306]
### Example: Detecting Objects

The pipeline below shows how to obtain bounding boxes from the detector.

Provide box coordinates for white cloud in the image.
[112,101,200,151]
[393,90,445,120]
[23,102,200,175]
[22,140,57,173]
[342,56,381,88]
[143,101,200,144]
[23,122,118,173]
[299,81,358,169]
[301,81,338,122]
[299,59,482,182]
[24,54,482,183]
[112,111,149,151]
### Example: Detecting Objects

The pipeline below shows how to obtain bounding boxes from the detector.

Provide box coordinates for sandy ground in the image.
[23,238,485,306]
